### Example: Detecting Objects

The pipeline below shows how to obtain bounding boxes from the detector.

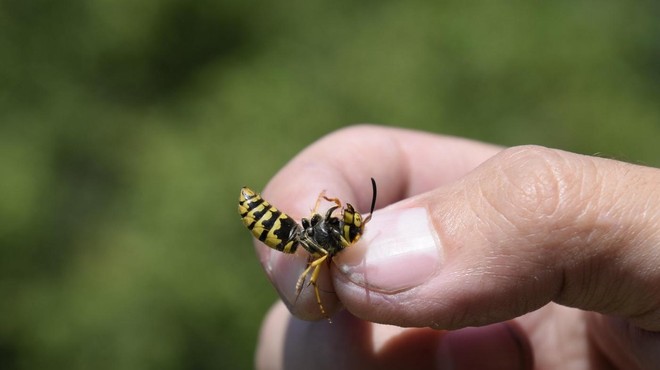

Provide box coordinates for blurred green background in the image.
[1,0,658,369]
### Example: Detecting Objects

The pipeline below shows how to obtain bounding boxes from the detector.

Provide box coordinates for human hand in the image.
[252,125,660,369]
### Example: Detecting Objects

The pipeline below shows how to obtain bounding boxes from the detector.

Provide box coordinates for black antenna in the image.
[364,177,377,223]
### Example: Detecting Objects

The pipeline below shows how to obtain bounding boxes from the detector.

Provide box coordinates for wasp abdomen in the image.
[239,187,300,253]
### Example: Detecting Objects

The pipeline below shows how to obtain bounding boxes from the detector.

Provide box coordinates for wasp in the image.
[238,178,377,318]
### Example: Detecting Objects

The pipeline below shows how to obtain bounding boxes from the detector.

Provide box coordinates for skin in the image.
[252,125,660,370]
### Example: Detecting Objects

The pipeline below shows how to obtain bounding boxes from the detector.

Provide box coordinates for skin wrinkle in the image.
[485,262,544,321]
[462,175,520,268]
[587,163,626,250]
[474,147,629,323]
[576,255,608,313]
[445,268,515,329]
[340,272,427,327]
[498,147,565,229]
[596,162,657,254]
[553,157,660,327]
[430,293,470,330]
[499,149,607,300]
[555,159,624,308]
[474,171,517,237]
[371,289,416,326]
[358,276,453,328]
[566,157,601,245]
[579,156,605,215]
[630,178,660,250]
[446,165,569,328]
[471,148,566,253]
[627,304,660,332]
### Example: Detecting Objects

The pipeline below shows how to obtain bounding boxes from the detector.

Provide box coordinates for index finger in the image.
[256,124,502,320]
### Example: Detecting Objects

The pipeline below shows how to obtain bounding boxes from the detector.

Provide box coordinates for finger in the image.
[336,145,660,331]
[586,313,660,369]
[255,301,533,370]
[254,125,502,320]
[263,125,503,215]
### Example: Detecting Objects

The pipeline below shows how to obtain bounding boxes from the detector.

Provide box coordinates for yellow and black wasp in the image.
[238,178,377,318]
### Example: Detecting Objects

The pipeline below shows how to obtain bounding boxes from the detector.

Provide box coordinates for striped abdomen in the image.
[238,187,300,253]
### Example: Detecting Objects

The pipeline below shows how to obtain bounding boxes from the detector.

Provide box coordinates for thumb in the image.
[335,146,660,331]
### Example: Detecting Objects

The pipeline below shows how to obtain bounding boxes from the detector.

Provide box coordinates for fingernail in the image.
[338,207,441,293]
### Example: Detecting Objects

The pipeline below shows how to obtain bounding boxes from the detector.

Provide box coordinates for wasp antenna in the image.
[363,177,377,224]
[369,178,377,214]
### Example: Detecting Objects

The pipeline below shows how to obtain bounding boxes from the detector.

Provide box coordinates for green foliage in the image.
[0,0,658,369]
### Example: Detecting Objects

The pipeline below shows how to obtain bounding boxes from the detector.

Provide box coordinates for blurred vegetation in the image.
[0,0,658,369]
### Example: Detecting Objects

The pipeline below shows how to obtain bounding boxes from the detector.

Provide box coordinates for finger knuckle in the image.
[487,145,589,232]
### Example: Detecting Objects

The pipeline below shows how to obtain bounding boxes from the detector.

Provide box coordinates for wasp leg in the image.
[322,195,343,209]
[308,255,329,319]
[311,190,329,214]
[295,253,330,319]
[295,254,315,295]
